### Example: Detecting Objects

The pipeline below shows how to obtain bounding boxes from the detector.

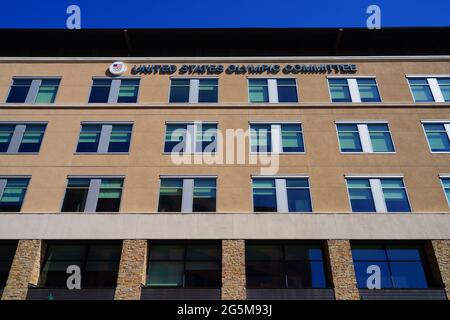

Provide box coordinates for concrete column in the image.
[326,239,359,300]
[221,240,246,300]
[114,240,147,300]
[431,240,450,299]
[2,240,45,300]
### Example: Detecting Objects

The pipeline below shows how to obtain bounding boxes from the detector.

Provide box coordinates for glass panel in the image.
[198,79,218,103]
[117,79,139,103]
[158,179,183,212]
[246,261,284,288]
[6,80,31,103]
[196,123,217,152]
[357,79,381,102]
[185,261,220,288]
[46,244,86,261]
[390,262,428,288]
[18,124,46,153]
[96,179,123,212]
[88,79,111,103]
[386,246,421,261]
[354,261,393,289]
[169,79,190,103]
[151,245,185,260]
[164,124,187,153]
[438,78,450,102]
[0,242,16,286]
[76,124,102,153]
[368,124,394,152]
[0,124,15,152]
[87,244,122,261]
[186,244,220,260]
[381,179,411,213]
[250,124,272,152]
[61,179,90,212]
[329,79,351,102]
[147,261,184,286]
[337,124,362,152]
[286,261,326,288]
[352,245,387,261]
[409,78,434,102]
[287,189,312,212]
[277,80,298,103]
[108,124,132,152]
[285,245,323,260]
[347,179,376,212]
[281,124,304,152]
[246,245,283,260]
[35,80,60,103]
[248,79,269,103]
[193,179,216,212]
[253,187,277,212]
[0,179,29,212]
[425,130,450,152]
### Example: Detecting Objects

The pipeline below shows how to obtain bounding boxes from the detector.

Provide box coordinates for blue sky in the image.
[1,0,449,29]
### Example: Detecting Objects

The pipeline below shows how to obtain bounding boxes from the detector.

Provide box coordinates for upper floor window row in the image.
[5,76,450,104]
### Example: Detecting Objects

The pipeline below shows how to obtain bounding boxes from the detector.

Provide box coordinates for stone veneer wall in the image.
[326,240,360,300]
[114,240,148,300]
[1,240,45,300]
[431,240,450,299]
[221,240,246,300]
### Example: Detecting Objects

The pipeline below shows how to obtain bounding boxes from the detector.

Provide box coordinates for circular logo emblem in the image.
[109,61,127,75]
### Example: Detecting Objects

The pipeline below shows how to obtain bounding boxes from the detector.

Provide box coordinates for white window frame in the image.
[247,77,299,104]
[406,75,450,103]
[249,121,305,154]
[157,175,217,213]
[0,175,31,212]
[439,174,450,208]
[0,121,47,154]
[61,175,125,213]
[421,120,450,154]
[335,121,396,154]
[163,121,218,154]
[168,77,219,104]
[89,77,141,104]
[6,77,61,104]
[251,175,312,213]
[327,76,381,103]
[345,175,411,213]
[75,121,133,154]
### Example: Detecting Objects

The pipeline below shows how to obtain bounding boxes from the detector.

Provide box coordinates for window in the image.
[246,242,328,289]
[328,78,381,103]
[408,77,450,102]
[6,78,60,104]
[76,123,133,153]
[88,78,140,103]
[164,122,217,153]
[0,123,47,153]
[248,78,298,103]
[39,242,122,288]
[169,79,218,103]
[336,122,394,153]
[147,241,221,288]
[250,123,304,153]
[0,242,17,287]
[422,122,450,152]
[61,177,123,213]
[440,177,450,207]
[352,243,431,289]
[346,177,411,213]
[0,177,30,212]
[252,177,312,213]
[158,177,216,213]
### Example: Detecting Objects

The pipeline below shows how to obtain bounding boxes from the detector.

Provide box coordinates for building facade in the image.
[0,31,449,300]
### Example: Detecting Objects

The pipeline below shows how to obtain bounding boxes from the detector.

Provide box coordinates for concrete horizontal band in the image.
[0,213,448,240]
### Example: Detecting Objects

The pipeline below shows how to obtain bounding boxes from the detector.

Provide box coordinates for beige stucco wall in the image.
[0,57,449,214]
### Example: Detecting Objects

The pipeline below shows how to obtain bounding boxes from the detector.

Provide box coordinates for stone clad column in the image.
[326,240,359,300]
[431,240,450,299]
[2,240,45,300]
[114,240,148,300]
[221,240,246,300]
